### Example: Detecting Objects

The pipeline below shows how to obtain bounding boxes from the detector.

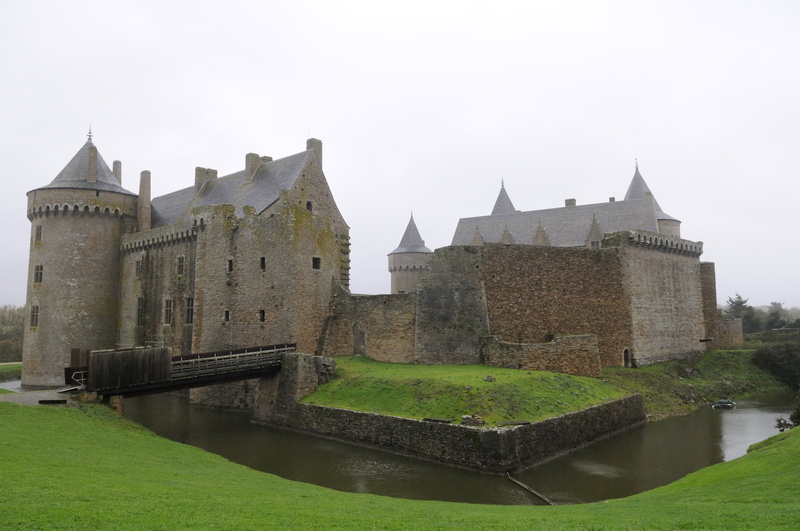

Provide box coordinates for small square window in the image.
[312,257,321,270]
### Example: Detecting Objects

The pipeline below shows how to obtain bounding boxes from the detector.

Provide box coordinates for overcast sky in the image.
[2,1,799,309]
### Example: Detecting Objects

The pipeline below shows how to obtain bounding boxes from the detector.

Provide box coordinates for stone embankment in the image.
[251,353,646,473]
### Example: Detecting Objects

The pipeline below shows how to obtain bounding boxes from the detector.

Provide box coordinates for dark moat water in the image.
[124,391,795,505]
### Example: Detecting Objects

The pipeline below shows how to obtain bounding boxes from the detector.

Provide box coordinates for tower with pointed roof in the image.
[23,133,139,387]
[388,214,433,294]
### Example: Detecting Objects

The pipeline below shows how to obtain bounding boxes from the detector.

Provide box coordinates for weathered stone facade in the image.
[23,137,350,387]
[325,235,716,370]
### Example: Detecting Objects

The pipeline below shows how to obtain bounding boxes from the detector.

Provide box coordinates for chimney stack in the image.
[113,161,122,184]
[565,198,576,207]
[307,138,322,168]
[195,167,217,192]
[138,171,152,232]
[246,153,261,180]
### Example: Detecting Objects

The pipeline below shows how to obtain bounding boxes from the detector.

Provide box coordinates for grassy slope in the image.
[304,351,786,424]
[0,362,21,383]
[1,401,799,529]
[301,357,628,425]
[603,350,787,419]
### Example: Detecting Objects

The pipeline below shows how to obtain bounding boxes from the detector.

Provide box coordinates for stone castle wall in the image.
[716,319,744,348]
[321,291,417,362]
[479,244,632,367]
[616,235,707,365]
[480,334,602,377]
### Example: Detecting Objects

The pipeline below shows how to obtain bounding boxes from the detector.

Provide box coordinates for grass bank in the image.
[301,357,628,425]
[1,400,799,529]
[303,351,787,423]
[603,349,788,419]
[0,362,21,383]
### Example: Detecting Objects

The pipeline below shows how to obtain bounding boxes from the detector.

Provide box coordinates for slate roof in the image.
[451,169,679,247]
[151,149,314,227]
[491,183,516,214]
[389,214,433,255]
[39,139,135,195]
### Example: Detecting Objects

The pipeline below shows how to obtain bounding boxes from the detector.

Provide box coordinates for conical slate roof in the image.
[39,137,134,195]
[491,182,516,215]
[623,165,678,221]
[389,214,432,255]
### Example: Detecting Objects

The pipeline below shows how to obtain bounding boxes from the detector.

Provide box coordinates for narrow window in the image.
[259,309,266,322]
[227,259,234,273]
[223,309,230,322]
[312,257,321,270]
[30,306,39,327]
[164,299,173,325]
[590,241,600,249]
[186,298,194,324]
[176,255,185,276]
[260,256,266,270]
[34,225,42,242]
[306,201,313,212]
[33,265,43,283]
[136,297,145,326]
[135,259,142,278]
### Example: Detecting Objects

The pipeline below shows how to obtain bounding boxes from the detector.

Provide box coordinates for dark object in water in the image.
[712,399,735,409]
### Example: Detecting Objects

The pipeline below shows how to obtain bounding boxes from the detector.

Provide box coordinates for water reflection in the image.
[124,391,795,505]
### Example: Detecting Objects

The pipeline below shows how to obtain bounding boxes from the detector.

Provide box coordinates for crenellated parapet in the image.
[603,230,703,257]
[121,221,202,253]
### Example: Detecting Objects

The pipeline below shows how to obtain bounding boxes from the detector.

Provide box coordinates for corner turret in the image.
[22,133,139,387]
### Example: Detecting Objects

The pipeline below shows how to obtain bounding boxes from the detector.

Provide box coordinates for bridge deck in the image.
[67,344,295,397]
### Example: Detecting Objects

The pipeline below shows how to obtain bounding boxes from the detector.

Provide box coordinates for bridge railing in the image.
[170,344,296,380]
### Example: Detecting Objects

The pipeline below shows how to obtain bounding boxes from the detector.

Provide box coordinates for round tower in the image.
[22,133,138,387]
[388,214,433,294]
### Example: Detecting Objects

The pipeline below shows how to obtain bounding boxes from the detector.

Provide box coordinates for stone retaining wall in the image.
[480,334,602,377]
[253,354,645,472]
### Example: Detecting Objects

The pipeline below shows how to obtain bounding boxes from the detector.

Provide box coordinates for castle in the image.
[23,134,719,388]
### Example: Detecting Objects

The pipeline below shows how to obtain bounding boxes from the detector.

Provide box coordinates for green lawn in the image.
[302,356,629,425]
[1,400,799,529]
[0,362,21,382]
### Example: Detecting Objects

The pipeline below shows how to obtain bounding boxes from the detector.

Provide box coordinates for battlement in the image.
[121,224,200,253]
[603,230,703,257]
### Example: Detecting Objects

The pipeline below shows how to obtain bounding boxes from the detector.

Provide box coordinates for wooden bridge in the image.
[65,343,295,397]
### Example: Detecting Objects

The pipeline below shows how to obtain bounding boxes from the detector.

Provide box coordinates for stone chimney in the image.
[246,153,261,180]
[138,171,151,231]
[565,198,576,207]
[307,138,322,168]
[113,160,122,184]
[195,167,218,192]
[609,197,615,202]
[88,145,98,183]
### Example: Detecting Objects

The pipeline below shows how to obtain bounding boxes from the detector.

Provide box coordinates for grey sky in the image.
[2,1,799,308]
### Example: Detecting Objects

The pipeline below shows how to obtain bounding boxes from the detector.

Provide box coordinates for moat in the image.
[124,391,795,505]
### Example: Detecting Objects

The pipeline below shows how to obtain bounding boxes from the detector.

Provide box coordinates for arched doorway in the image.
[352,322,366,356]
[623,349,631,368]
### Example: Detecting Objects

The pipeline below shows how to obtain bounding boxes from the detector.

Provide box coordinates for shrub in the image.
[752,342,800,390]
